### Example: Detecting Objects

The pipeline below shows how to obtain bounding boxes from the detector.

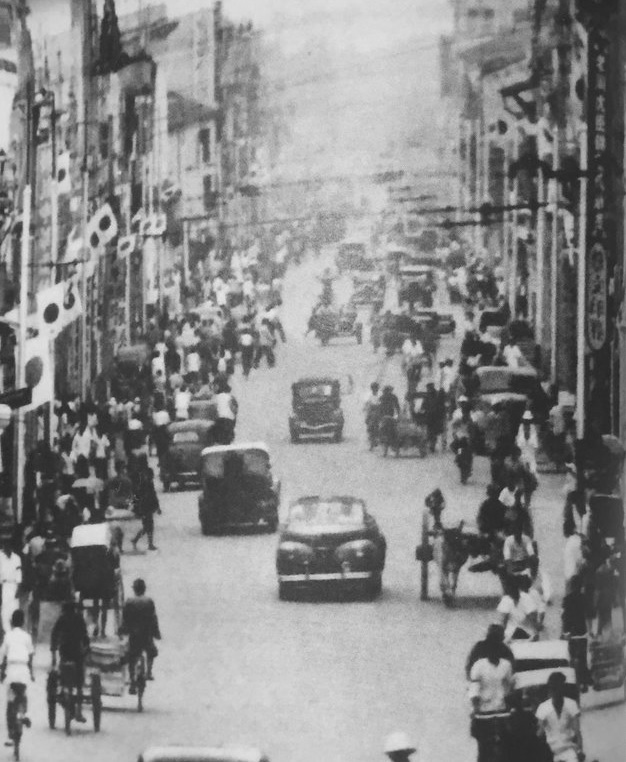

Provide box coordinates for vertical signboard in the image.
[579,0,619,434]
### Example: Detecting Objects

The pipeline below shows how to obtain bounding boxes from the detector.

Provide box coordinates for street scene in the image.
[0,2,624,762]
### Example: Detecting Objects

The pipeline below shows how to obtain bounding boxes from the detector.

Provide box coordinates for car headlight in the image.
[278,541,314,561]
[335,539,376,562]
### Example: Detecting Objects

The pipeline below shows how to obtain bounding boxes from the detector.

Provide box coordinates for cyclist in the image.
[0,610,34,746]
[120,578,161,693]
[50,600,90,723]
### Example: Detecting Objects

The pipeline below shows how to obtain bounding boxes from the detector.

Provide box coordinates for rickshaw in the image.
[511,640,579,707]
[378,395,428,459]
[161,419,215,491]
[197,443,280,535]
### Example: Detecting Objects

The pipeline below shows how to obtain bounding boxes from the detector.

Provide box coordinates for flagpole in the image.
[535,167,546,346]
[576,125,587,441]
[16,185,31,525]
[550,129,560,384]
[509,127,520,314]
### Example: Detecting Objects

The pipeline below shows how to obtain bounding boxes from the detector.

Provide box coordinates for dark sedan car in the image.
[289,378,344,443]
[276,496,386,600]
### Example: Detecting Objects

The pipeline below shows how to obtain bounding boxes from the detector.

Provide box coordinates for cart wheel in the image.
[420,510,430,601]
[46,672,57,729]
[91,674,102,732]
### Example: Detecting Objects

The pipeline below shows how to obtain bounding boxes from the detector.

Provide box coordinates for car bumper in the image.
[277,570,375,583]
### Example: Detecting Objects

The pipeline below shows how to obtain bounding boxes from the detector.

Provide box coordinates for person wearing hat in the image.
[515,410,539,476]
[383,731,416,761]
[535,672,584,762]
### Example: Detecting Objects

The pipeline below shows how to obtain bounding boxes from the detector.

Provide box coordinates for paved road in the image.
[22,255,625,762]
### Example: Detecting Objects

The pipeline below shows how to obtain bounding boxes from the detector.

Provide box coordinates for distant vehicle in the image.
[276,496,386,600]
[413,309,456,335]
[111,343,152,401]
[161,420,215,491]
[289,377,344,443]
[310,306,363,346]
[138,747,270,762]
[337,239,375,272]
[468,366,549,453]
[197,443,280,535]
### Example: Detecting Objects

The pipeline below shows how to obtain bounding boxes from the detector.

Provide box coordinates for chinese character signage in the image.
[585,26,611,352]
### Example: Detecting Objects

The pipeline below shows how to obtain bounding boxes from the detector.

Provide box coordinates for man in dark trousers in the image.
[120,578,161,691]
[50,601,90,722]
[131,463,162,551]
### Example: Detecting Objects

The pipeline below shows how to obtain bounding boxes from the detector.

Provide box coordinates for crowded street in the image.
[0,1,625,762]
[14,253,623,762]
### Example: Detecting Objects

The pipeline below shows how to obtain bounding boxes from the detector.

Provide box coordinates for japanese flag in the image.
[37,282,66,337]
[62,276,83,326]
[24,336,54,407]
[56,152,71,195]
[117,235,135,258]
[87,203,118,252]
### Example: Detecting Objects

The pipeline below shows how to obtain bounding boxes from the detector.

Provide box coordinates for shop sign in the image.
[585,27,611,351]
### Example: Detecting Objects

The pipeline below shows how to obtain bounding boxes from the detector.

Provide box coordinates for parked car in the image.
[310,305,363,345]
[197,443,280,535]
[289,377,344,443]
[276,496,386,600]
[161,420,215,491]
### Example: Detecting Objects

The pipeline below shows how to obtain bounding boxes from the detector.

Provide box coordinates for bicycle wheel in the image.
[136,655,146,712]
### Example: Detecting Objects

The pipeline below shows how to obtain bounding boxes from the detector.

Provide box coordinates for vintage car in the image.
[161,420,215,491]
[289,377,344,443]
[468,366,549,453]
[138,747,270,762]
[380,313,425,355]
[276,496,386,600]
[111,343,152,401]
[413,309,456,336]
[310,305,363,345]
[197,443,280,535]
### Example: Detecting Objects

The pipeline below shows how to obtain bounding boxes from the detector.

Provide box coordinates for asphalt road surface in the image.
[23,255,625,762]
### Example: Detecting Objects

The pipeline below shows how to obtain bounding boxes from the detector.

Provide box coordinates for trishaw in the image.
[378,395,428,459]
[310,305,363,346]
[197,443,280,535]
[161,419,216,491]
[111,343,152,401]
[511,640,579,707]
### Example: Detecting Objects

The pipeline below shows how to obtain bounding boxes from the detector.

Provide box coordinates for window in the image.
[198,127,211,164]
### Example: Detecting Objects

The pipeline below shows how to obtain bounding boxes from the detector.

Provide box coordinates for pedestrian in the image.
[71,419,93,479]
[535,672,584,762]
[239,319,255,378]
[121,578,161,690]
[497,575,539,642]
[185,345,201,385]
[423,382,443,453]
[0,541,22,640]
[515,411,539,475]
[174,384,191,421]
[254,319,276,368]
[214,382,238,445]
[468,627,514,762]
[383,732,417,762]
[151,403,171,472]
[0,609,34,741]
[131,465,161,552]
[465,623,514,678]
[502,518,537,580]
[502,337,525,369]
[92,423,111,481]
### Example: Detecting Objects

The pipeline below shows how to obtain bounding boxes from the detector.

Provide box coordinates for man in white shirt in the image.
[497,577,539,642]
[186,348,201,383]
[503,523,536,578]
[503,338,525,368]
[174,386,191,421]
[536,672,584,762]
[0,542,22,638]
[0,609,34,739]
[214,383,238,444]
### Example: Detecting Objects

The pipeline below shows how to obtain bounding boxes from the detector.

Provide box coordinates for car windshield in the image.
[288,500,364,526]
[204,450,269,479]
[172,431,200,443]
[297,383,334,400]
[479,370,537,396]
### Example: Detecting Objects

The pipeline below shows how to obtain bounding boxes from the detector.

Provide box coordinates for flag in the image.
[37,282,65,337]
[56,152,71,194]
[117,235,135,257]
[24,336,54,407]
[63,276,82,325]
[87,203,118,251]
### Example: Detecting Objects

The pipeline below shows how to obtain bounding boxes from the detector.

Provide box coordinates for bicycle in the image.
[129,650,148,712]
[6,683,29,761]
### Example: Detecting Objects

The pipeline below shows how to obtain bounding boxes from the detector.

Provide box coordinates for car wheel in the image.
[266,513,279,533]
[162,477,170,492]
[278,582,293,601]
[290,428,300,444]
[334,428,343,443]
[366,573,382,600]
[200,516,215,536]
